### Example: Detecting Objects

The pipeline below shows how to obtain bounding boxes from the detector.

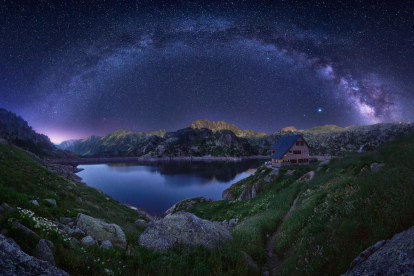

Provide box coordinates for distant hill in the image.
[58,129,167,156]
[127,127,258,158]
[190,119,266,139]
[253,123,414,156]
[0,108,56,156]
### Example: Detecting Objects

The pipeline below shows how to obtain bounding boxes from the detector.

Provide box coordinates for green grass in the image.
[3,131,414,275]
[273,132,414,275]
[0,143,252,275]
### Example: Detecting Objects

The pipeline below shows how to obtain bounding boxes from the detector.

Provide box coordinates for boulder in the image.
[32,239,55,266]
[100,240,114,250]
[251,182,259,198]
[81,235,97,247]
[135,219,148,228]
[296,171,315,182]
[343,226,414,275]
[370,163,385,173]
[59,217,73,225]
[222,189,235,200]
[75,213,127,250]
[318,160,330,166]
[0,234,69,276]
[29,200,39,206]
[44,199,57,207]
[285,170,294,176]
[12,221,39,238]
[139,212,232,251]
[71,227,86,240]
[238,185,251,201]
[269,169,279,176]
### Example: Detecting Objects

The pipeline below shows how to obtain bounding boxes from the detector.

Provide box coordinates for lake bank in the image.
[50,155,271,165]
[75,159,267,216]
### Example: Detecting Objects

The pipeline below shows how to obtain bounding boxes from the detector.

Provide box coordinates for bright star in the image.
[318,108,322,112]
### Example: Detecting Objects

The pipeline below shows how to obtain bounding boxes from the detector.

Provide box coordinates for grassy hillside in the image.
[2,131,414,275]
[183,131,414,275]
[0,143,251,275]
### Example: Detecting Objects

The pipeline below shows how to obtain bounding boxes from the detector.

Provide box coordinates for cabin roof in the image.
[270,135,305,159]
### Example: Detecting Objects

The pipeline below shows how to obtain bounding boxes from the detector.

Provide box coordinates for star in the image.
[318,109,322,112]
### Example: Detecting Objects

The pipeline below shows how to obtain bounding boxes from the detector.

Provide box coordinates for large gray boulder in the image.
[343,226,414,275]
[139,212,232,251]
[75,213,127,250]
[0,234,69,276]
[32,239,55,266]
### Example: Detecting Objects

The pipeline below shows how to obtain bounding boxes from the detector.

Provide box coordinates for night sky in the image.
[1,0,413,143]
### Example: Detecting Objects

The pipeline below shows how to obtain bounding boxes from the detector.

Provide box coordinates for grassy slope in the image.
[185,132,414,275]
[0,143,250,276]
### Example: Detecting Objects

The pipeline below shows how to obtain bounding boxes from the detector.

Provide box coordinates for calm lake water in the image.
[76,160,266,216]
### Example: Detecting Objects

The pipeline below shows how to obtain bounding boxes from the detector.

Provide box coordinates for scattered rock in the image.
[266,202,271,208]
[318,160,330,166]
[66,186,73,190]
[242,251,259,272]
[44,199,57,207]
[343,226,414,275]
[100,240,114,250]
[1,202,11,210]
[326,168,331,172]
[285,170,294,176]
[106,197,109,201]
[29,200,39,206]
[12,221,39,238]
[296,171,315,182]
[32,239,55,266]
[251,182,259,198]
[370,163,385,173]
[139,212,232,251]
[60,217,73,225]
[135,219,148,228]
[76,197,83,202]
[81,235,97,247]
[316,166,322,172]
[76,213,127,250]
[264,175,272,183]
[238,185,251,201]
[222,189,235,200]
[70,238,80,244]
[71,228,86,240]
[62,226,74,236]
[0,234,69,276]
[228,218,238,228]
[261,170,265,173]
[269,169,279,176]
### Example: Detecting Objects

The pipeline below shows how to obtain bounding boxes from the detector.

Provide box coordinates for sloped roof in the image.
[270,135,302,159]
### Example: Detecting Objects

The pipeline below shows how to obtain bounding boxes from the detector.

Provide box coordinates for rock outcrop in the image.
[343,226,414,275]
[164,197,216,216]
[139,212,232,251]
[32,239,55,266]
[0,234,69,276]
[75,213,127,250]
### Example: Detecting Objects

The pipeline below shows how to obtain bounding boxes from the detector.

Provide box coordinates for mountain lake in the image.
[76,159,267,216]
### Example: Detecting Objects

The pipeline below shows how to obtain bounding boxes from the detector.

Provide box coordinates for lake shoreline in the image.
[50,155,271,165]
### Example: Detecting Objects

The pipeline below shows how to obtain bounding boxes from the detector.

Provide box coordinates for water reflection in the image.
[76,160,266,216]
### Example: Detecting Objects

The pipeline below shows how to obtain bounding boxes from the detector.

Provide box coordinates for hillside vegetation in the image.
[180,131,414,275]
[57,129,166,156]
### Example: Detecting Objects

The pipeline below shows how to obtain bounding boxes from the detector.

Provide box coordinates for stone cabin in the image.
[270,135,310,166]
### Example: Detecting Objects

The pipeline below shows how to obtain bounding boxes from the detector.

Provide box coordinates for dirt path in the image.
[264,195,299,275]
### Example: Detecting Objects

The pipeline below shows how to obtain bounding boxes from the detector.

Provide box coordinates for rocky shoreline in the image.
[48,155,271,164]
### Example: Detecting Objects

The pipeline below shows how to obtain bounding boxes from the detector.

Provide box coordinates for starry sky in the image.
[1,0,413,143]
